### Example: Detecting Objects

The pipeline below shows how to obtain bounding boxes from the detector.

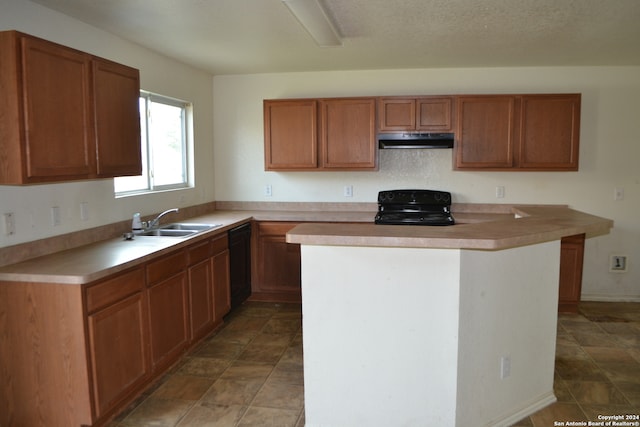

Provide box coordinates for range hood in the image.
[378,132,454,149]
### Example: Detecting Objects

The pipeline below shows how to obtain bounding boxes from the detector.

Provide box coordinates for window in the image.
[114,91,191,195]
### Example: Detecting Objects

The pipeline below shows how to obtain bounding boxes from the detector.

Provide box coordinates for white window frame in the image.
[115,91,192,197]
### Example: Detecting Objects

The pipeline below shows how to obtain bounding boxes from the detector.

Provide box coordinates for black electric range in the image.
[374,189,455,226]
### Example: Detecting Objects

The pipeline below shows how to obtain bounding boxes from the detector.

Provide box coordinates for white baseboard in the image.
[581,294,640,303]
[483,391,557,427]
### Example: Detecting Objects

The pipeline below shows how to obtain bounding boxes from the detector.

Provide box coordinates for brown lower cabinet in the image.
[251,221,302,303]
[0,232,231,427]
[147,250,189,371]
[558,234,586,313]
[86,267,148,419]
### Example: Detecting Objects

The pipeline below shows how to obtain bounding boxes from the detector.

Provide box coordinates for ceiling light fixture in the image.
[282,0,342,47]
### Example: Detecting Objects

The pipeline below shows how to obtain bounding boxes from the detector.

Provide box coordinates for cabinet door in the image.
[252,222,301,302]
[187,240,214,342]
[378,98,416,131]
[416,97,453,131]
[92,58,142,177]
[188,258,214,342]
[558,234,585,313]
[21,36,94,180]
[213,247,231,322]
[519,94,580,170]
[455,96,517,169]
[87,292,148,417]
[320,98,377,169]
[379,97,453,132]
[148,272,188,369]
[264,100,318,170]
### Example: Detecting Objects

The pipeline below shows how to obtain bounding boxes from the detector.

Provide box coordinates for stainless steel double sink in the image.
[138,223,223,237]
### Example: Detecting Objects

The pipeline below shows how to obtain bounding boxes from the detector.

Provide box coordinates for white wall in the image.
[213,68,640,301]
[0,0,215,246]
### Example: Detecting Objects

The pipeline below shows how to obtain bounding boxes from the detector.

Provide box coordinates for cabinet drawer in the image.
[86,268,144,313]
[188,240,211,265]
[147,250,187,286]
[211,234,229,255]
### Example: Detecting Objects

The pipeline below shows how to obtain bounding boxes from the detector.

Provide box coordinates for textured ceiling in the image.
[30,0,640,75]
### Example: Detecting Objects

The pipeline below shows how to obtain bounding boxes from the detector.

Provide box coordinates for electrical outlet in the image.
[496,186,505,199]
[80,202,89,221]
[610,255,628,272]
[614,187,624,201]
[500,355,511,379]
[344,185,353,197]
[265,184,273,197]
[3,212,15,235]
[51,206,61,226]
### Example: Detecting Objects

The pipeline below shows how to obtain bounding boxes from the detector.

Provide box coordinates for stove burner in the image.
[375,189,455,226]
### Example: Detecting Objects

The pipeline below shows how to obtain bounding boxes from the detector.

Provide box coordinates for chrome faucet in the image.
[147,208,179,229]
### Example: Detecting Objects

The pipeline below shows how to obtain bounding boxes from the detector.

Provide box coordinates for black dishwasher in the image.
[228,223,252,310]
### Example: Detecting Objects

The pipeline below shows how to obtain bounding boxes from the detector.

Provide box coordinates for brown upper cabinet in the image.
[455,94,580,171]
[0,31,141,184]
[264,97,377,171]
[378,96,454,132]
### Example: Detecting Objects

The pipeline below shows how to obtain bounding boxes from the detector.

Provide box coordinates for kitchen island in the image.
[286,206,612,427]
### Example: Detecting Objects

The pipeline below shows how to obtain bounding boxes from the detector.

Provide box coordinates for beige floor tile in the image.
[583,346,639,364]
[598,361,640,383]
[555,358,608,381]
[177,357,231,378]
[121,397,193,426]
[152,375,214,401]
[262,318,302,334]
[195,341,245,359]
[200,379,263,406]
[564,380,630,405]
[219,360,275,382]
[252,382,305,411]
[615,381,640,406]
[270,363,305,386]
[177,402,247,427]
[237,342,288,364]
[529,402,587,427]
[250,332,296,347]
[236,406,300,427]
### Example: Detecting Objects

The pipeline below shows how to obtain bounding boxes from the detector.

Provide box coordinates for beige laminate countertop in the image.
[0,205,613,285]
[0,211,253,285]
[286,205,613,250]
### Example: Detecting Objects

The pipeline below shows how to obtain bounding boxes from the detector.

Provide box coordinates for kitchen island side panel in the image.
[301,245,462,427]
[456,241,560,426]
